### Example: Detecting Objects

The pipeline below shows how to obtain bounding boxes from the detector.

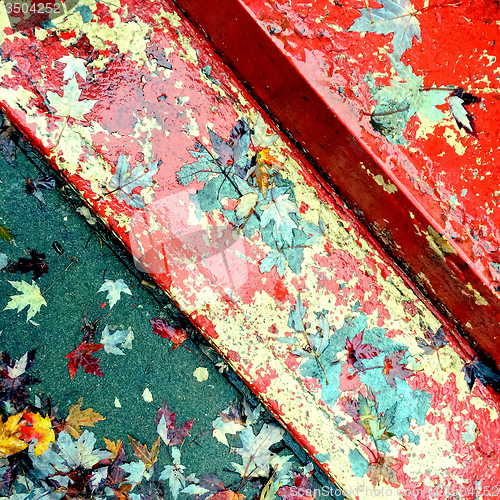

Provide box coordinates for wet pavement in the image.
[0,126,335,500]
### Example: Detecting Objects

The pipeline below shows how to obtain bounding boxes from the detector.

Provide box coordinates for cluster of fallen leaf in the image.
[0,348,317,500]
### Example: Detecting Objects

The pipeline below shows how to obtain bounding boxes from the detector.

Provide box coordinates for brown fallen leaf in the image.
[104,437,124,461]
[128,434,160,470]
[368,454,399,487]
[63,398,105,439]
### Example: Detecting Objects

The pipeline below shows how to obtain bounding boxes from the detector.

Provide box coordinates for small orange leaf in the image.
[0,413,28,457]
[210,490,245,500]
[20,412,55,456]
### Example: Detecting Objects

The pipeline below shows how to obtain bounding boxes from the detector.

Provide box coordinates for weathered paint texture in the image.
[171,0,500,366]
[1,1,500,498]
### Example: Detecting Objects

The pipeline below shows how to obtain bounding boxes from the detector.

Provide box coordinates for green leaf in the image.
[47,77,97,121]
[4,280,47,322]
[97,279,132,309]
[349,0,421,61]
[369,57,447,144]
[176,147,219,186]
[288,296,306,332]
[0,224,14,243]
[259,249,286,277]
[58,55,88,81]
[232,424,284,478]
[159,447,186,500]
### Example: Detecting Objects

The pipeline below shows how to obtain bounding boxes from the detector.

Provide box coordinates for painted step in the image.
[171,0,500,368]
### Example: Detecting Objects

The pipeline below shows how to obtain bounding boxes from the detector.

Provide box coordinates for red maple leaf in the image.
[65,341,104,379]
[382,351,413,389]
[155,402,194,446]
[346,330,381,372]
[150,318,188,350]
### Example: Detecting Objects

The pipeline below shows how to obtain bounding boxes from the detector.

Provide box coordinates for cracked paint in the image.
[173,0,500,366]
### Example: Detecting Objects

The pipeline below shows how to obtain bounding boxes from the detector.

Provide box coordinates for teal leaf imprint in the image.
[349,0,421,61]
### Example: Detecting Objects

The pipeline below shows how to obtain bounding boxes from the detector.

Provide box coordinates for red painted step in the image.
[171,0,500,367]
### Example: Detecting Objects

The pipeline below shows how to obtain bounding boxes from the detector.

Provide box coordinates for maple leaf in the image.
[26,175,56,203]
[277,472,314,500]
[368,454,399,487]
[100,326,134,355]
[63,398,105,439]
[109,154,159,208]
[260,193,299,246]
[208,120,250,176]
[194,473,225,500]
[232,423,284,478]
[159,447,186,500]
[65,341,104,379]
[416,326,448,370]
[0,350,41,409]
[47,77,97,121]
[156,403,194,446]
[98,279,132,309]
[210,491,246,500]
[366,56,447,145]
[416,326,448,354]
[382,350,413,389]
[128,435,160,470]
[7,249,49,280]
[58,55,88,81]
[56,430,110,469]
[150,318,188,351]
[104,437,124,461]
[0,413,28,457]
[20,412,55,457]
[349,0,420,60]
[346,330,381,372]
[4,280,47,321]
[462,356,500,392]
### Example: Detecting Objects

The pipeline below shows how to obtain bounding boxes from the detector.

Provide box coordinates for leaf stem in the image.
[179,343,205,365]
[42,257,77,296]
[52,117,69,152]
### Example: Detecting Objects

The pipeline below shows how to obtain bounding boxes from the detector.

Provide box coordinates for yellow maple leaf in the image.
[104,437,124,460]
[0,413,28,457]
[21,412,55,457]
[64,398,105,439]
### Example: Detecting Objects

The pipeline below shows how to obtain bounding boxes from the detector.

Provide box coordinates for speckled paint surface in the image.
[1,1,500,497]
[171,0,500,366]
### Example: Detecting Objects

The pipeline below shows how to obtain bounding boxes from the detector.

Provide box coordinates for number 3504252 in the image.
[4,2,61,14]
